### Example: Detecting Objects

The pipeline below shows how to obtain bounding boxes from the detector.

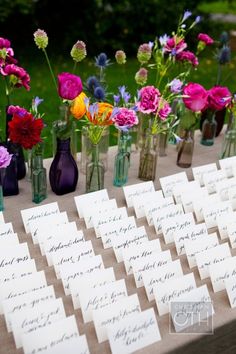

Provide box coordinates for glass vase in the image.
[0,168,5,211]
[49,138,78,195]
[80,126,109,174]
[200,107,226,137]
[32,143,47,204]
[200,112,217,146]
[159,132,168,157]
[138,129,159,181]
[86,143,105,193]
[177,129,195,168]
[135,113,149,151]
[113,130,131,187]
[220,129,236,159]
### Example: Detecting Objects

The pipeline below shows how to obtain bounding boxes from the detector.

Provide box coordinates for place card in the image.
[11,298,66,348]
[203,170,227,195]
[70,267,115,310]
[202,200,233,229]
[229,187,236,210]
[0,243,30,271]
[193,193,220,223]
[100,216,136,249]
[0,222,14,238]
[144,196,174,226]
[227,222,236,248]
[192,163,217,186]
[225,276,236,308]
[154,273,196,316]
[29,211,69,244]
[93,294,141,343]
[196,242,231,280]
[0,259,36,284]
[215,177,236,201]
[80,279,127,323]
[0,270,47,314]
[132,190,163,218]
[172,180,200,204]
[209,256,236,292]
[132,250,172,287]
[219,156,236,177]
[123,181,155,208]
[83,199,117,228]
[216,212,236,239]
[152,204,184,235]
[93,207,128,238]
[74,189,109,218]
[59,255,104,295]
[21,202,60,233]
[3,286,55,332]
[123,239,161,275]
[143,260,183,301]
[0,211,4,223]
[160,171,188,197]
[52,240,94,278]
[0,233,18,248]
[181,187,208,213]
[44,230,86,266]
[170,285,213,333]
[184,233,219,268]
[112,226,149,262]
[107,308,161,354]
[174,223,208,256]
[22,315,80,354]
[161,213,195,244]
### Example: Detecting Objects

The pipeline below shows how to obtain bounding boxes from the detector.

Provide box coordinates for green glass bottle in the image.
[32,143,47,204]
[113,130,131,187]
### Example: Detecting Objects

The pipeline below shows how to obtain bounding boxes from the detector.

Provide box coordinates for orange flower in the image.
[70,91,87,119]
[86,102,113,126]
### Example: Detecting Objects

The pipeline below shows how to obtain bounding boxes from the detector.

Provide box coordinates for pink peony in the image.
[137,85,161,114]
[0,64,30,90]
[176,51,199,67]
[158,98,171,120]
[112,107,139,130]
[207,86,232,111]
[164,36,187,55]
[58,72,83,100]
[7,105,28,117]
[198,33,214,45]
[0,146,12,168]
[183,83,208,112]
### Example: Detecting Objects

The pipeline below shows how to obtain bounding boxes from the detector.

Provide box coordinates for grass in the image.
[198,1,236,15]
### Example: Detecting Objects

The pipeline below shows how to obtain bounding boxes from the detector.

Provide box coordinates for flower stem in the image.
[73,61,77,74]
[43,48,58,92]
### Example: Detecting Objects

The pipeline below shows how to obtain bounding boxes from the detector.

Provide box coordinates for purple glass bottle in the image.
[49,138,78,195]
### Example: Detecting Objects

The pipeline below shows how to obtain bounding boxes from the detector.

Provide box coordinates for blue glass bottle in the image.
[32,143,47,204]
[113,130,131,187]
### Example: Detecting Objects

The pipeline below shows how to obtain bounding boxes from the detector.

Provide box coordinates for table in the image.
[1,129,236,354]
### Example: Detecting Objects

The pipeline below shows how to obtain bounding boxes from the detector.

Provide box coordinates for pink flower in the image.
[137,85,161,114]
[0,37,17,67]
[198,33,214,45]
[7,105,28,117]
[158,98,171,120]
[0,146,12,168]
[183,82,208,112]
[112,107,139,130]
[164,36,187,55]
[0,64,30,90]
[57,72,83,100]
[176,51,199,67]
[207,86,231,111]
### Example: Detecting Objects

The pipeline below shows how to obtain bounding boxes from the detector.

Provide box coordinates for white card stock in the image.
[192,163,217,186]
[83,199,117,228]
[152,204,184,235]
[0,259,36,284]
[160,172,188,197]
[209,256,236,292]
[174,223,208,256]
[123,181,155,208]
[93,207,128,238]
[132,190,163,218]
[161,213,195,244]
[144,196,174,226]
[74,189,109,218]
[203,170,227,194]
[202,201,233,229]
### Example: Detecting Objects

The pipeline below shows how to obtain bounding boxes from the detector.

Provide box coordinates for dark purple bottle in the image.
[49,138,78,195]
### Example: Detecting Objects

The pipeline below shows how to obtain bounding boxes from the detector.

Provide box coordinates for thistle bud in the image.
[135,68,148,85]
[115,50,126,64]
[137,43,152,63]
[33,29,48,50]
[71,40,87,62]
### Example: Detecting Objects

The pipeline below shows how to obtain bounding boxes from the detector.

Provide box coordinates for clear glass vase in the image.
[81,126,109,174]
[177,129,194,168]
[113,130,131,187]
[138,129,159,181]
[159,132,168,156]
[86,143,105,193]
[32,143,47,204]
[220,129,236,159]
[200,112,217,146]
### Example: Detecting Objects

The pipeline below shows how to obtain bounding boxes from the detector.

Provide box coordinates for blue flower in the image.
[182,10,192,23]
[113,94,120,106]
[159,34,169,47]
[118,85,131,104]
[95,53,110,68]
[217,45,231,65]
[94,86,105,101]
[32,96,43,112]
[195,16,201,24]
[86,76,99,92]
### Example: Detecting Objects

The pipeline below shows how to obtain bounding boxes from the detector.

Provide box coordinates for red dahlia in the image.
[8,112,44,149]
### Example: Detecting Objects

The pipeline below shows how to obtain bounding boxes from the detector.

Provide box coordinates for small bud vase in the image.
[86,143,105,193]
[220,129,236,159]
[200,111,217,146]
[113,130,131,187]
[32,143,47,204]
[138,129,159,181]
[177,129,194,168]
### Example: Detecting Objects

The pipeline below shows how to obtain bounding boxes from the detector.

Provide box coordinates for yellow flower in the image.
[70,92,87,119]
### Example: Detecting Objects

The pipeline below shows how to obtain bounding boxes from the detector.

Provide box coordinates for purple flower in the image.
[94,86,105,101]
[7,105,28,117]
[169,79,183,93]
[95,53,110,68]
[182,10,192,23]
[159,34,170,47]
[32,96,44,111]
[195,16,201,24]
[112,107,139,131]
[118,86,131,104]
[0,146,12,168]
[113,94,120,106]
[57,72,83,100]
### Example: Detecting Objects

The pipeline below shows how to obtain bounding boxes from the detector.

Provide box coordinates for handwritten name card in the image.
[216,212,236,239]
[93,207,128,238]
[123,181,155,208]
[209,256,236,292]
[74,189,109,218]
[174,223,208,256]
[219,156,236,178]
[83,199,117,228]
[193,194,220,223]
[0,233,18,249]
[161,213,195,244]
[152,204,184,235]
[192,163,217,186]
[0,243,30,273]
[225,276,236,308]
[132,190,163,219]
[215,177,236,202]
[0,258,36,284]
[203,170,227,195]
[160,171,188,197]
[181,187,208,214]
[227,222,236,248]
[202,201,233,229]
[228,187,236,210]
[0,222,14,238]
[144,196,174,226]
[172,180,200,204]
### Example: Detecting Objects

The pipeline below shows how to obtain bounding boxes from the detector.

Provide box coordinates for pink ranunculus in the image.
[7,105,28,117]
[164,36,187,55]
[112,107,139,130]
[158,98,172,120]
[183,82,208,112]
[58,72,83,100]
[207,86,232,111]
[0,64,30,90]
[0,37,11,49]
[137,85,160,114]
[198,33,214,45]
[176,50,199,67]
[0,146,12,168]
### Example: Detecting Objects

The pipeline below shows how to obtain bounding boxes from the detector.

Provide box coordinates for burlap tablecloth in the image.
[1,129,236,354]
